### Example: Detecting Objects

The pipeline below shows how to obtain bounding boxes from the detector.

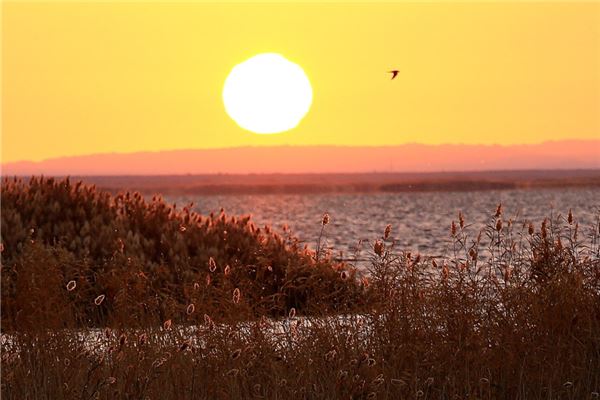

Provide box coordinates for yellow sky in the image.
[2,1,599,163]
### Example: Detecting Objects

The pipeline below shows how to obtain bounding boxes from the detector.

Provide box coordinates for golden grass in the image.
[1,177,363,331]
[1,177,599,399]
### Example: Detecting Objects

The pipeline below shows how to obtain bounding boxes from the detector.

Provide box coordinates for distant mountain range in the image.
[2,140,599,176]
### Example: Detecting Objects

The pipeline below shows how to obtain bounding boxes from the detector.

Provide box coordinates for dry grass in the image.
[1,177,599,399]
[1,177,363,331]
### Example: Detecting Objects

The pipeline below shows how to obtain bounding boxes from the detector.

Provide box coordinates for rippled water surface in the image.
[169,188,599,258]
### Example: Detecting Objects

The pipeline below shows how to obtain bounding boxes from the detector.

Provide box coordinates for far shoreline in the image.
[3,169,599,196]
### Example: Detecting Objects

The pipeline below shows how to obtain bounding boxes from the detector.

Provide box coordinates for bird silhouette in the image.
[388,70,399,80]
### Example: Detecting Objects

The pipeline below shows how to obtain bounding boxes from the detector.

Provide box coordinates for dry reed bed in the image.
[1,176,364,331]
[1,177,600,399]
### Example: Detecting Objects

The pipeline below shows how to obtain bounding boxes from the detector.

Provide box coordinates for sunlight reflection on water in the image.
[169,188,599,259]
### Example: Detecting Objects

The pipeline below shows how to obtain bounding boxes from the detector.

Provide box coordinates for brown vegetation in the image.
[1,177,599,399]
[1,177,362,331]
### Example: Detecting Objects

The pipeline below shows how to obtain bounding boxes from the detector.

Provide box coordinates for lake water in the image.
[169,188,599,259]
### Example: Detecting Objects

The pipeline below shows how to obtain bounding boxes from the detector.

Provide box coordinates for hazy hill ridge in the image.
[3,140,599,176]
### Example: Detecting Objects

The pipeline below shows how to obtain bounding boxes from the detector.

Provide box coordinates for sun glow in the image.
[222,53,313,134]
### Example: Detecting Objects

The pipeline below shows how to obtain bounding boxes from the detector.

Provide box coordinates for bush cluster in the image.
[1,177,599,399]
[1,177,363,330]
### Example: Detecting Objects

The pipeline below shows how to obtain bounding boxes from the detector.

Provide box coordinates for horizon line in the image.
[3,138,598,165]
[3,168,600,179]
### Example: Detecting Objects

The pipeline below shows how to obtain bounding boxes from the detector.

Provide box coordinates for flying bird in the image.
[388,70,399,80]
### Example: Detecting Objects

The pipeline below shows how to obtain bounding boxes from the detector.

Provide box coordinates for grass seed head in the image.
[138,333,147,346]
[203,314,214,328]
[384,224,392,240]
[372,374,384,387]
[541,218,548,240]
[186,303,195,315]
[495,203,503,217]
[568,208,574,224]
[231,348,242,360]
[373,240,384,257]
[442,265,449,280]
[322,212,330,226]
[469,248,477,261]
[496,218,503,232]
[94,294,105,306]
[208,257,217,272]
[232,288,241,304]
[361,276,370,287]
[152,358,164,368]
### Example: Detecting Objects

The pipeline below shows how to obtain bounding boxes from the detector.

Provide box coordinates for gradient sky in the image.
[2,1,599,163]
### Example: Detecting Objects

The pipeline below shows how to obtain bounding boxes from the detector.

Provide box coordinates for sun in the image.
[222,53,313,134]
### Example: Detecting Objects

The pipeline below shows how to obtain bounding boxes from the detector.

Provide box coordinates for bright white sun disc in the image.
[222,53,313,134]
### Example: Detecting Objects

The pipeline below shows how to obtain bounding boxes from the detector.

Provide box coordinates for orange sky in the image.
[2,1,599,163]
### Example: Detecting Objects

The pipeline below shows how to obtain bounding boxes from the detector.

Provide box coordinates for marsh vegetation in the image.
[1,177,599,399]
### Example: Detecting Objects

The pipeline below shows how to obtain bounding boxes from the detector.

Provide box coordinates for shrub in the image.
[1,177,363,330]
[2,176,599,399]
